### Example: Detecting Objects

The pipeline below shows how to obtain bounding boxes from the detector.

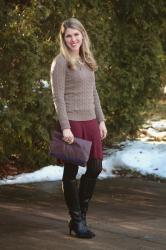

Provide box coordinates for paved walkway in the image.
[0,178,166,250]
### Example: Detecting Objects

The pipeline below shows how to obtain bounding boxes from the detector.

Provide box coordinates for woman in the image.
[50,18,107,238]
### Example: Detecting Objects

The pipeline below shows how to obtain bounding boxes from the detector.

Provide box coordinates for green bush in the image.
[0,0,165,170]
[0,1,56,169]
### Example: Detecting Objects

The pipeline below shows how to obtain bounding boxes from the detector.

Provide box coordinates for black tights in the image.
[62,159,103,181]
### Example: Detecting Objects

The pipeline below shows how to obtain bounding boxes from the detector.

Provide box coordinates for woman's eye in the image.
[65,33,80,38]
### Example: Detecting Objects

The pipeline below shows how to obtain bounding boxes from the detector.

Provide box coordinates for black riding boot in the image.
[79,158,103,237]
[79,175,96,229]
[62,179,95,238]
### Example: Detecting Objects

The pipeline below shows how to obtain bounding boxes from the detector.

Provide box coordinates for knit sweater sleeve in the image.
[93,83,105,123]
[50,54,70,130]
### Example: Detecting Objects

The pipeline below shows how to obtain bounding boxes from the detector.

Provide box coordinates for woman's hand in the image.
[62,129,74,144]
[99,121,107,140]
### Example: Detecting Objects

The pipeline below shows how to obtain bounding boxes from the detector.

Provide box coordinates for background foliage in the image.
[0,0,165,170]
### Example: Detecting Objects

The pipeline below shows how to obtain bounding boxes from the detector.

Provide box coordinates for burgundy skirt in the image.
[55,119,103,161]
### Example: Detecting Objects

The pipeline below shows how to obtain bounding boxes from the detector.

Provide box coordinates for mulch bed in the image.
[0,162,34,180]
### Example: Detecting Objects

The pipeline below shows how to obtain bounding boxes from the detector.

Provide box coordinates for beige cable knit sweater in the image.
[50,54,105,130]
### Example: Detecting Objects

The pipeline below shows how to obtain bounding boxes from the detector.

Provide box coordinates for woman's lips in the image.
[70,42,78,47]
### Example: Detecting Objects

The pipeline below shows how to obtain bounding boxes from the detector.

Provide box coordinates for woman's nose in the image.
[71,36,76,42]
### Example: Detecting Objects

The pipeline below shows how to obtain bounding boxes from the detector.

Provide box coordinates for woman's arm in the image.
[50,54,70,130]
[93,84,105,123]
[93,84,107,139]
[50,55,74,144]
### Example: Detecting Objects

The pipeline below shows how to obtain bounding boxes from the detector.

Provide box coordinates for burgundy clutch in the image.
[49,131,92,166]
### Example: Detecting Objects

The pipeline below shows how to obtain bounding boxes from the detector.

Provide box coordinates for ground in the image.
[0,177,166,250]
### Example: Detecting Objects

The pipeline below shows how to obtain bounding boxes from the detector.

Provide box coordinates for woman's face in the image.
[64,28,83,54]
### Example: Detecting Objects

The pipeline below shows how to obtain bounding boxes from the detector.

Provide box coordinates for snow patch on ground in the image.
[0,120,166,185]
[0,140,165,185]
[102,140,166,178]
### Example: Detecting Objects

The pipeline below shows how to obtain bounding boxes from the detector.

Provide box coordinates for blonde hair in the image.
[59,18,98,71]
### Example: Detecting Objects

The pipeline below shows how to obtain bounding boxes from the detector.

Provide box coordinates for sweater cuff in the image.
[96,111,105,124]
[59,119,71,131]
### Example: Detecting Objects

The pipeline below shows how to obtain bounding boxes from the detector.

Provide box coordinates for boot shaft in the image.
[79,175,96,214]
[62,179,80,212]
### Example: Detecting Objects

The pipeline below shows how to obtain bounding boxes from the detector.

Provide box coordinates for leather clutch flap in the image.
[49,131,92,166]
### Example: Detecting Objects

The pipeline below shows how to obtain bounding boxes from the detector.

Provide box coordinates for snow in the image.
[102,140,166,178]
[151,120,166,131]
[146,128,166,139]
[40,80,49,88]
[0,120,166,185]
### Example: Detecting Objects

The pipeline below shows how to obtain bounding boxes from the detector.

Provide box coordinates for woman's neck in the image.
[69,50,80,59]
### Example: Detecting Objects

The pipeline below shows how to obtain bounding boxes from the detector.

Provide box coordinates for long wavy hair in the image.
[59,18,98,71]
